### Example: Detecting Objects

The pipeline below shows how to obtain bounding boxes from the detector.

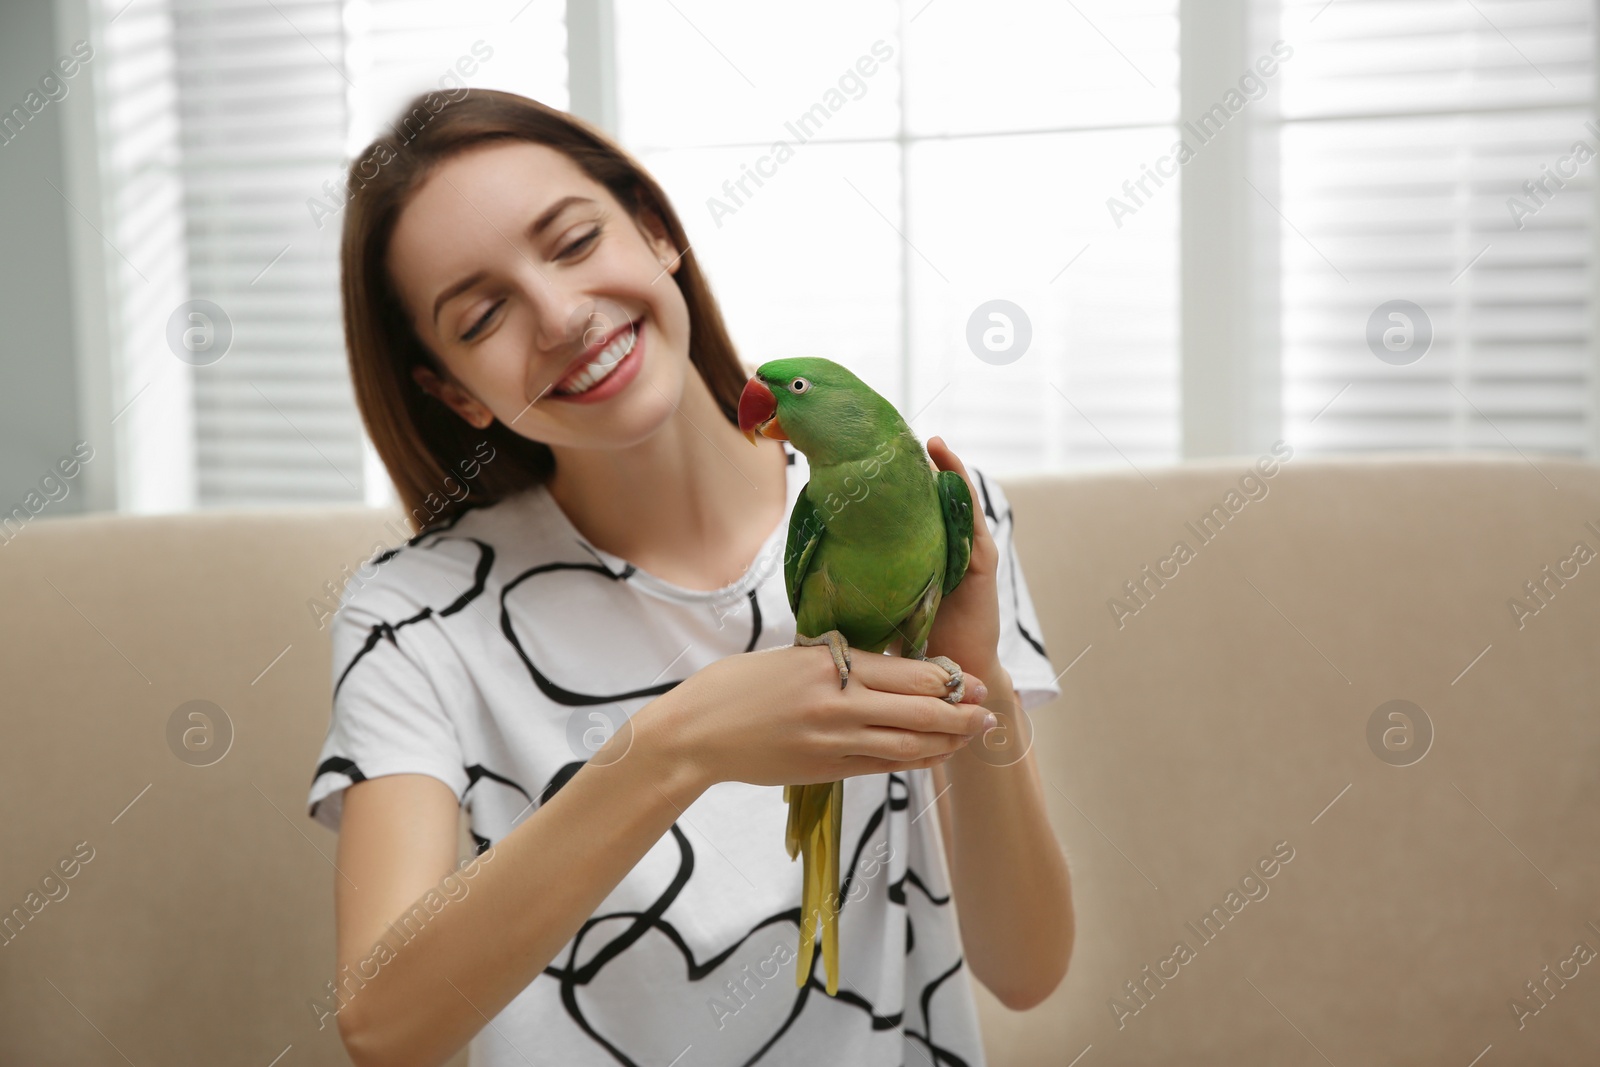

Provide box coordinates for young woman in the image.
[307,89,1073,1067]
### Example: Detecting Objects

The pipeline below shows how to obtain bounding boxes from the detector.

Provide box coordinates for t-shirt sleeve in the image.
[306,578,471,832]
[971,467,1060,713]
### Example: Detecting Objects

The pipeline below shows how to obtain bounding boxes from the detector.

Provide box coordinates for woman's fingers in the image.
[851,687,994,743]
[846,647,987,704]
[850,723,976,764]
[782,643,995,774]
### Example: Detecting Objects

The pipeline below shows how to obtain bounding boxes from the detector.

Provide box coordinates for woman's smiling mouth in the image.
[550,317,644,402]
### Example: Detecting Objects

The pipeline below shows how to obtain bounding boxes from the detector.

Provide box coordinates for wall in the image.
[0,0,92,520]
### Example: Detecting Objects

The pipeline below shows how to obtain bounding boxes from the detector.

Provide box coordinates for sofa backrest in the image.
[989,453,1600,1063]
[1,504,417,1065]
[1,454,1596,1064]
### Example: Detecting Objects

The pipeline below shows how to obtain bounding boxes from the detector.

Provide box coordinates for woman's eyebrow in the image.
[531,194,594,237]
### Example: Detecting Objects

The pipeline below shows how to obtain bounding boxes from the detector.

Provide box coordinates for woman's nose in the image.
[527,284,591,354]
[547,295,632,353]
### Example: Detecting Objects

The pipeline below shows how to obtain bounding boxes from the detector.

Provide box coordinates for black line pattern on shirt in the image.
[464,764,533,805]
[315,536,494,819]
[312,755,366,785]
[339,443,776,712]
[307,755,972,1061]
[905,957,975,1067]
[332,537,496,698]
[498,559,763,707]
[743,588,763,652]
[307,756,366,821]
[372,501,480,565]
[973,469,1050,660]
[316,451,980,1062]
[896,868,952,908]
[460,767,540,857]
[576,539,637,580]
[541,759,586,807]
[309,758,529,836]
[500,560,677,707]
[512,767,970,1066]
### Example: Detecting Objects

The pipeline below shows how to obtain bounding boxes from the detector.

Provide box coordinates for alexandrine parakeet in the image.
[737,356,975,997]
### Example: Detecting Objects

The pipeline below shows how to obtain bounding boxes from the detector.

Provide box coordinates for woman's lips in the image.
[547,318,645,404]
[557,317,636,389]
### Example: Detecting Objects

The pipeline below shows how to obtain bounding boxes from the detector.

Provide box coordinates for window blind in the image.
[94,0,568,510]
[1275,0,1596,456]
[94,0,196,513]
[169,0,355,505]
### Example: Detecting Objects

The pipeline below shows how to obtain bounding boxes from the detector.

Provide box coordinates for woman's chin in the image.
[520,353,690,451]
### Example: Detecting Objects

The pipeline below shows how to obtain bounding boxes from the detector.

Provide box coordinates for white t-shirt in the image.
[307,443,1059,1067]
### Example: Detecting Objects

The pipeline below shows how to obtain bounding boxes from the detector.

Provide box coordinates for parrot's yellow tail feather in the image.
[796,820,820,987]
[788,780,844,995]
[783,784,801,861]
[823,779,842,995]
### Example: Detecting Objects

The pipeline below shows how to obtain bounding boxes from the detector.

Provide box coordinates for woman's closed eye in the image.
[460,299,504,343]
[559,224,602,259]
[456,226,604,343]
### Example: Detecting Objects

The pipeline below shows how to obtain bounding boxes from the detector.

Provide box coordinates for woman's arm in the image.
[332,720,705,1067]
[930,657,1074,1012]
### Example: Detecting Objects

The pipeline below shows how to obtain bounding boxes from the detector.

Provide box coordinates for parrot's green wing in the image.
[783,485,826,616]
[936,469,975,596]
[782,486,844,995]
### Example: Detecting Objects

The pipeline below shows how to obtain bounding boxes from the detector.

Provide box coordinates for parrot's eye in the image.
[788,377,812,394]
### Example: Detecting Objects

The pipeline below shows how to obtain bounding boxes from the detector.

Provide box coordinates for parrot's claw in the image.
[796,630,852,689]
[925,655,964,704]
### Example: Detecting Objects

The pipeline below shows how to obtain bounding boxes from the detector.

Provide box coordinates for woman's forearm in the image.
[938,653,1075,1011]
[338,697,708,1067]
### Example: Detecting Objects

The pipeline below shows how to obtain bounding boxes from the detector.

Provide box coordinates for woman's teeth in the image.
[555,325,637,396]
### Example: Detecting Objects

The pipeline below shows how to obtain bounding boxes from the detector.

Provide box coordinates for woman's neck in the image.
[544,372,789,591]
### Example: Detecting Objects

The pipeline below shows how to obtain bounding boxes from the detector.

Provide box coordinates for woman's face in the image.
[387,140,693,450]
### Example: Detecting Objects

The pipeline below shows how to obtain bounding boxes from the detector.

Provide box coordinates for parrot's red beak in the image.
[738,377,786,444]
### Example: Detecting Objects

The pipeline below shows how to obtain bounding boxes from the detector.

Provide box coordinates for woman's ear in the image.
[633,205,681,274]
[413,364,495,429]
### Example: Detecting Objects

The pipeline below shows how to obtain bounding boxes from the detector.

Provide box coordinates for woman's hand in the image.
[923,437,1003,679]
[639,644,995,791]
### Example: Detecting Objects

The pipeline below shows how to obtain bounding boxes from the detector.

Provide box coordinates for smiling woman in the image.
[339,91,750,534]
[311,88,1070,1067]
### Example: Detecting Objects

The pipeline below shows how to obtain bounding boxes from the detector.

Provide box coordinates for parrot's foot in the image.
[796,630,852,689]
[924,655,965,704]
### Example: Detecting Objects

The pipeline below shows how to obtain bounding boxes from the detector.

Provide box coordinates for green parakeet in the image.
[737,356,975,997]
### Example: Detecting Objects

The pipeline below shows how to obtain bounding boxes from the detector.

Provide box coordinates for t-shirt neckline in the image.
[527,442,804,606]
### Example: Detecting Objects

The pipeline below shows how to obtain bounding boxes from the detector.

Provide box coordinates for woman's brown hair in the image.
[340,88,748,535]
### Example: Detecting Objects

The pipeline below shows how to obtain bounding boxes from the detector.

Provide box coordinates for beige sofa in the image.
[3,453,1598,1065]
